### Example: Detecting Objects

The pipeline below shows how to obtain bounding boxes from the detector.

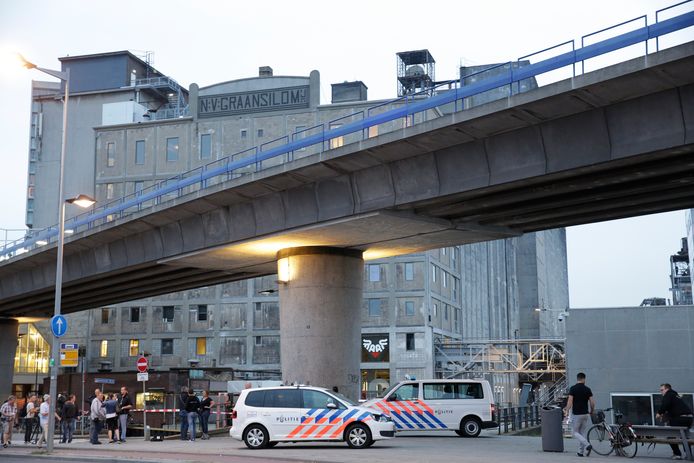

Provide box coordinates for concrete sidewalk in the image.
[0,430,682,463]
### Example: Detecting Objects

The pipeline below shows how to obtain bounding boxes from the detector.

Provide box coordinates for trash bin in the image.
[541,406,564,452]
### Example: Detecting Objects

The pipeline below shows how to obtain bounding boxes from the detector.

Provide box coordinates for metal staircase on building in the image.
[133,76,189,120]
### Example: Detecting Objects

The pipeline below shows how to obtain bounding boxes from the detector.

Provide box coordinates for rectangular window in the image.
[241,129,247,139]
[196,337,206,355]
[134,181,144,193]
[106,142,115,167]
[405,263,414,281]
[423,382,483,400]
[166,137,179,162]
[442,247,447,255]
[101,308,109,324]
[255,336,262,346]
[135,140,145,165]
[27,198,34,211]
[257,129,264,138]
[130,307,140,323]
[161,338,173,355]
[162,306,174,322]
[444,304,449,320]
[129,339,139,357]
[200,134,211,159]
[368,264,380,282]
[406,333,415,351]
[443,271,448,288]
[368,299,381,317]
[432,264,437,282]
[329,123,343,149]
[106,183,114,200]
[433,303,438,317]
[100,340,108,357]
[405,301,415,316]
[197,305,208,322]
[368,125,378,138]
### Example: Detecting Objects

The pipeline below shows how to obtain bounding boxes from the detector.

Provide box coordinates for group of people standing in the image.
[1,393,73,448]
[177,387,214,441]
[88,387,133,445]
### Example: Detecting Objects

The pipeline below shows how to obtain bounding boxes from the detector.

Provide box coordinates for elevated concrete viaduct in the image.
[2,42,694,398]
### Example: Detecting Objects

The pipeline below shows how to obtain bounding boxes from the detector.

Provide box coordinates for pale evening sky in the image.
[0,0,691,308]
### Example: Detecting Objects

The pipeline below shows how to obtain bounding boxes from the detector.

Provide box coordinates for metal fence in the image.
[495,405,541,434]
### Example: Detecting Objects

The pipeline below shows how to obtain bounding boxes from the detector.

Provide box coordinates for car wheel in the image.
[345,423,373,449]
[460,417,481,437]
[243,424,269,449]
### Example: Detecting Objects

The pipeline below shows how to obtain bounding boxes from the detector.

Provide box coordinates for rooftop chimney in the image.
[259,66,273,77]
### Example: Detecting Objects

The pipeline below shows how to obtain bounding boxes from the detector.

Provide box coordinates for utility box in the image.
[541,406,564,452]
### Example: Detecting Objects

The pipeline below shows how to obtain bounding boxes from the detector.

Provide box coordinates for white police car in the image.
[230,386,395,449]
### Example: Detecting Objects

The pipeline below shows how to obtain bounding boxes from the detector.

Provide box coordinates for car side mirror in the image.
[386,395,397,402]
[326,402,338,409]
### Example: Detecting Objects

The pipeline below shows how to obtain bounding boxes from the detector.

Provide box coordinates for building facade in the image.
[17,51,569,401]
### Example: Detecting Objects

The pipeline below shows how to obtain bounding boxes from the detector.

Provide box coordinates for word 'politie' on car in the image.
[363,379,498,437]
[230,385,395,449]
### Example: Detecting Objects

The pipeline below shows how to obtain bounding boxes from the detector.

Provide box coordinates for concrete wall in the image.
[566,306,694,410]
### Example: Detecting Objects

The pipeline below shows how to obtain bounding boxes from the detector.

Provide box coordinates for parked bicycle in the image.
[587,408,638,458]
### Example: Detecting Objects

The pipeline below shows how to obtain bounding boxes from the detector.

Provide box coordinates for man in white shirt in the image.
[1,395,17,447]
[36,394,60,448]
[23,395,37,444]
[89,392,106,445]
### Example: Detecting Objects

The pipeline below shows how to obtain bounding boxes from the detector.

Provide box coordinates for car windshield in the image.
[325,390,356,407]
[377,382,400,399]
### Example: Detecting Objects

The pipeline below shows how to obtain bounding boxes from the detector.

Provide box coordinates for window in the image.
[264,389,301,408]
[444,304,449,321]
[100,340,108,357]
[368,299,381,317]
[135,140,145,165]
[423,382,483,400]
[106,183,114,200]
[130,307,140,323]
[197,305,208,322]
[432,264,437,282]
[257,129,264,138]
[368,125,378,138]
[134,181,144,193]
[368,264,380,282]
[302,390,343,409]
[129,339,139,357]
[161,338,173,355]
[245,390,265,407]
[392,383,419,401]
[200,134,211,159]
[405,301,415,316]
[406,333,415,351]
[166,137,179,162]
[240,129,247,139]
[443,271,448,288]
[162,306,174,322]
[27,198,34,211]
[329,123,343,149]
[101,308,109,324]
[433,303,438,317]
[442,247,447,256]
[196,337,206,355]
[294,125,307,151]
[405,263,414,281]
[255,336,262,346]
[106,142,115,167]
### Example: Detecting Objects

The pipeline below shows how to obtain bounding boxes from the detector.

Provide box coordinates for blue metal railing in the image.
[2,2,693,260]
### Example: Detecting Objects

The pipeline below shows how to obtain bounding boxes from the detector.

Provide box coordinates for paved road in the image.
[0,430,681,462]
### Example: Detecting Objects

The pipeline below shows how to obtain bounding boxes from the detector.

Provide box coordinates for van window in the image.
[302,390,345,409]
[245,390,265,407]
[264,389,301,408]
[391,383,419,401]
[423,383,484,400]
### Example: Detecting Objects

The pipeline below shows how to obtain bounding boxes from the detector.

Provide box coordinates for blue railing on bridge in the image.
[2,1,693,260]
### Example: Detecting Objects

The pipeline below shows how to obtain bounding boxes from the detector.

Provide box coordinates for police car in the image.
[363,379,497,437]
[230,385,395,449]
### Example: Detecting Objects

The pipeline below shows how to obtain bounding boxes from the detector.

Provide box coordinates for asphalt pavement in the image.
[0,429,682,463]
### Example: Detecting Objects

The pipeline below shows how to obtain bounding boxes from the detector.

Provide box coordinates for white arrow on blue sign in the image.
[51,315,68,338]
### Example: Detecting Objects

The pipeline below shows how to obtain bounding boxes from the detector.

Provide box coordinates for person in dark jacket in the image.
[185,390,201,441]
[178,387,189,440]
[198,391,214,440]
[60,395,78,443]
[656,383,693,460]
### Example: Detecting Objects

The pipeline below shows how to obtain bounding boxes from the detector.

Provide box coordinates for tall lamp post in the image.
[21,54,96,452]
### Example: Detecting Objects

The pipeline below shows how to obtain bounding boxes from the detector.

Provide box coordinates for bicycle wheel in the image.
[587,424,613,456]
[616,430,638,458]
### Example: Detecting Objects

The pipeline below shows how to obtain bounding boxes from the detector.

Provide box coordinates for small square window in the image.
[406,333,415,351]
[368,299,381,317]
[101,308,109,324]
[257,129,264,138]
[255,336,262,346]
[163,306,174,322]
[161,338,174,355]
[241,129,247,139]
[405,301,415,316]
[197,305,208,322]
[130,307,140,323]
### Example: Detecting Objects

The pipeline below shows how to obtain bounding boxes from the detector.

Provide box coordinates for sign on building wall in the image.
[198,85,310,118]
[361,334,390,363]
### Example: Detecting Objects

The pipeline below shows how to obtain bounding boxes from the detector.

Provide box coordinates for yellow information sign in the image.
[60,343,79,367]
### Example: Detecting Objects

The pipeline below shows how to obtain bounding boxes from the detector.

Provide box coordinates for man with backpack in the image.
[656,383,693,460]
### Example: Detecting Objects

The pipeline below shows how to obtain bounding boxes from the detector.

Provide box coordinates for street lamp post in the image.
[21,54,95,452]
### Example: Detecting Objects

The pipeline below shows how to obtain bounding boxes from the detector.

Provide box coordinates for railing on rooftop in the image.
[1,1,693,261]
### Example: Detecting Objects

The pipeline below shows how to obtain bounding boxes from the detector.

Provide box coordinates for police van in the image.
[363,379,497,437]
[230,385,395,449]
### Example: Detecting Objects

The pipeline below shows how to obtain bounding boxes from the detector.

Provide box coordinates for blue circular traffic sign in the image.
[51,315,68,338]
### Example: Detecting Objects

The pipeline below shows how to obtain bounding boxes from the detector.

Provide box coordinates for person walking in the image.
[104,393,120,443]
[89,392,106,445]
[1,395,17,448]
[564,372,595,457]
[60,394,78,444]
[185,390,201,441]
[198,391,214,440]
[37,395,60,448]
[656,383,693,460]
[118,386,132,443]
[178,386,189,441]
[23,395,37,444]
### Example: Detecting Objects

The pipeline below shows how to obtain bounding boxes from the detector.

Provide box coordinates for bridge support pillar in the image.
[277,247,363,401]
[0,318,18,398]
